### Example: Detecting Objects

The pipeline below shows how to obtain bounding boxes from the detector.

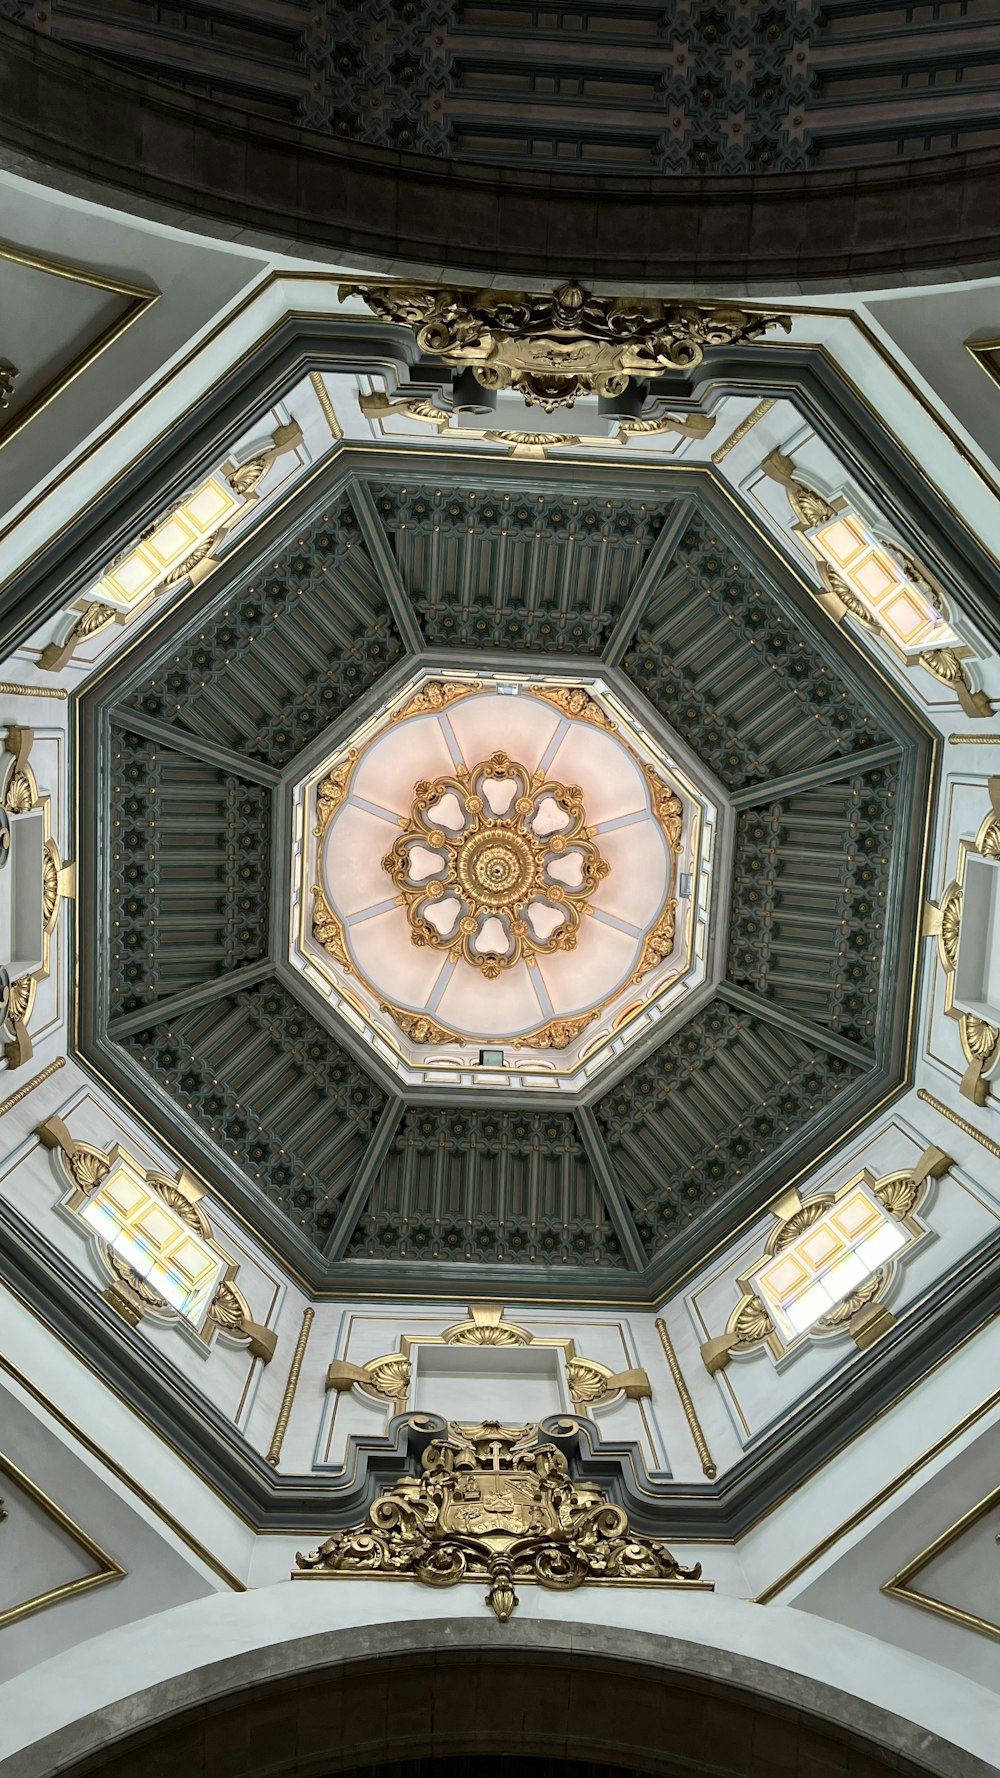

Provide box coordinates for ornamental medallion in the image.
[382,750,609,979]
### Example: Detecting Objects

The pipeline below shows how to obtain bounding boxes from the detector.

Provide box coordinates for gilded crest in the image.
[294,1418,708,1621]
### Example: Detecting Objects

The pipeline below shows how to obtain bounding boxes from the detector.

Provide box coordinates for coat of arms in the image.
[295,1419,709,1621]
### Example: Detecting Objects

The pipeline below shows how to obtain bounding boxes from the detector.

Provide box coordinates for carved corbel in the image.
[38,603,125,674]
[222,419,304,498]
[326,1353,410,1409]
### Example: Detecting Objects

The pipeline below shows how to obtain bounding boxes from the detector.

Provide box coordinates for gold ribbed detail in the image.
[266,1307,315,1467]
[655,1317,717,1479]
[916,1088,1000,1159]
[0,1056,65,1118]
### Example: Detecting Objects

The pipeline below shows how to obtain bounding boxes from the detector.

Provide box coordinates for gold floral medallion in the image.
[382,750,609,979]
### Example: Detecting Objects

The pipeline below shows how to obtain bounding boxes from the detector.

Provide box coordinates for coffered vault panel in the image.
[78,459,930,1296]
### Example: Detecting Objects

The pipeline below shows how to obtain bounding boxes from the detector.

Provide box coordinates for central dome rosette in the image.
[291,670,719,1092]
[384,750,612,978]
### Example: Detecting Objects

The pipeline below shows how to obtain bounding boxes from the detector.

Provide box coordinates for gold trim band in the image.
[655,1317,717,1479]
[0,683,69,700]
[309,371,343,441]
[916,1088,1000,1159]
[267,1307,314,1467]
[948,734,1000,744]
[0,1446,125,1629]
[0,1056,65,1119]
[711,398,775,464]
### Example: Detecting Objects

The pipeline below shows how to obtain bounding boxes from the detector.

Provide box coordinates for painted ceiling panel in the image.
[119,494,405,768]
[595,1002,862,1259]
[372,483,669,654]
[623,514,891,789]
[347,1103,627,1268]
[726,762,900,1048]
[119,981,387,1253]
[108,726,271,1020]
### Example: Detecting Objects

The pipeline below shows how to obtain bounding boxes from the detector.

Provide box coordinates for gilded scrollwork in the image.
[516,1013,596,1051]
[313,751,358,838]
[311,886,353,973]
[382,750,609,980]
[379,1005,455,1046]
[528,684,615,730]
[342,279,790,413]
[632,903,678,986]
[390,680,483,723]
[294,1419,707,1619]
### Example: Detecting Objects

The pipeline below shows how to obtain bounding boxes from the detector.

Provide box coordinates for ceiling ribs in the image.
[324,1096,407,1261]
[575,1106,647,1272]
[347,479,424,655]
[603,498,697,667]
[728,742,904,808]
[715,981,876,1070]
[110,707,283,786]
[107,961,275,1040]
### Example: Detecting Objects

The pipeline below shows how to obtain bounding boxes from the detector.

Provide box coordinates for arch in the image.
[1,1590,997,1778]
[1,22,999,288]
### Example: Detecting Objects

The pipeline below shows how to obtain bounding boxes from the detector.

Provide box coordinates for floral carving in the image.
[295,1420,707,1620]
[342,281,790,413]
[382,750,609,981]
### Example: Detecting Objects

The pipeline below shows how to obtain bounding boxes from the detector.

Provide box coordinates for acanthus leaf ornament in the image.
[294,1419,708,1620]
[341,279,791,414]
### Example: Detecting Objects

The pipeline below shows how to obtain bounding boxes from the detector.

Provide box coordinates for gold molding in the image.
[924,776,1000,1103]
[711,398,775,464]
[295,1418,707,1619]
[965,334,1000,396]
[342,279,790,413]
[308,370,343,440]
[0,1446,125,1630]
[0,1348,246,1589]
[0,1055,66,1118]
[0,361,17,408]
[655,1319,716,1479]
[0,682,68,701]
[882,1483,1000,1642]
[948,734,1000,744]
[916,1087,1000,1159]
[266,1307,315,1468]
[0,238,157,453]
[327,1304,651,1415]
[755,1379,1000,1604]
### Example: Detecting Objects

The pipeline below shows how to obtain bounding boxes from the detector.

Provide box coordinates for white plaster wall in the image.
[1,1580,998,1776]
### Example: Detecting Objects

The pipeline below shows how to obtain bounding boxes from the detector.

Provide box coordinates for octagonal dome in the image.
[291,669,718,1092]
[77,461,930,1290]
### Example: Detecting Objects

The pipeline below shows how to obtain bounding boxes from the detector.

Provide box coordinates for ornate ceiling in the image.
[76,438,931,1296]
[10,0,1000,174]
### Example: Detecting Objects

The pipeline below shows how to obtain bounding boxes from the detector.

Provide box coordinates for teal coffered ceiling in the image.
[76,453,931,1301]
